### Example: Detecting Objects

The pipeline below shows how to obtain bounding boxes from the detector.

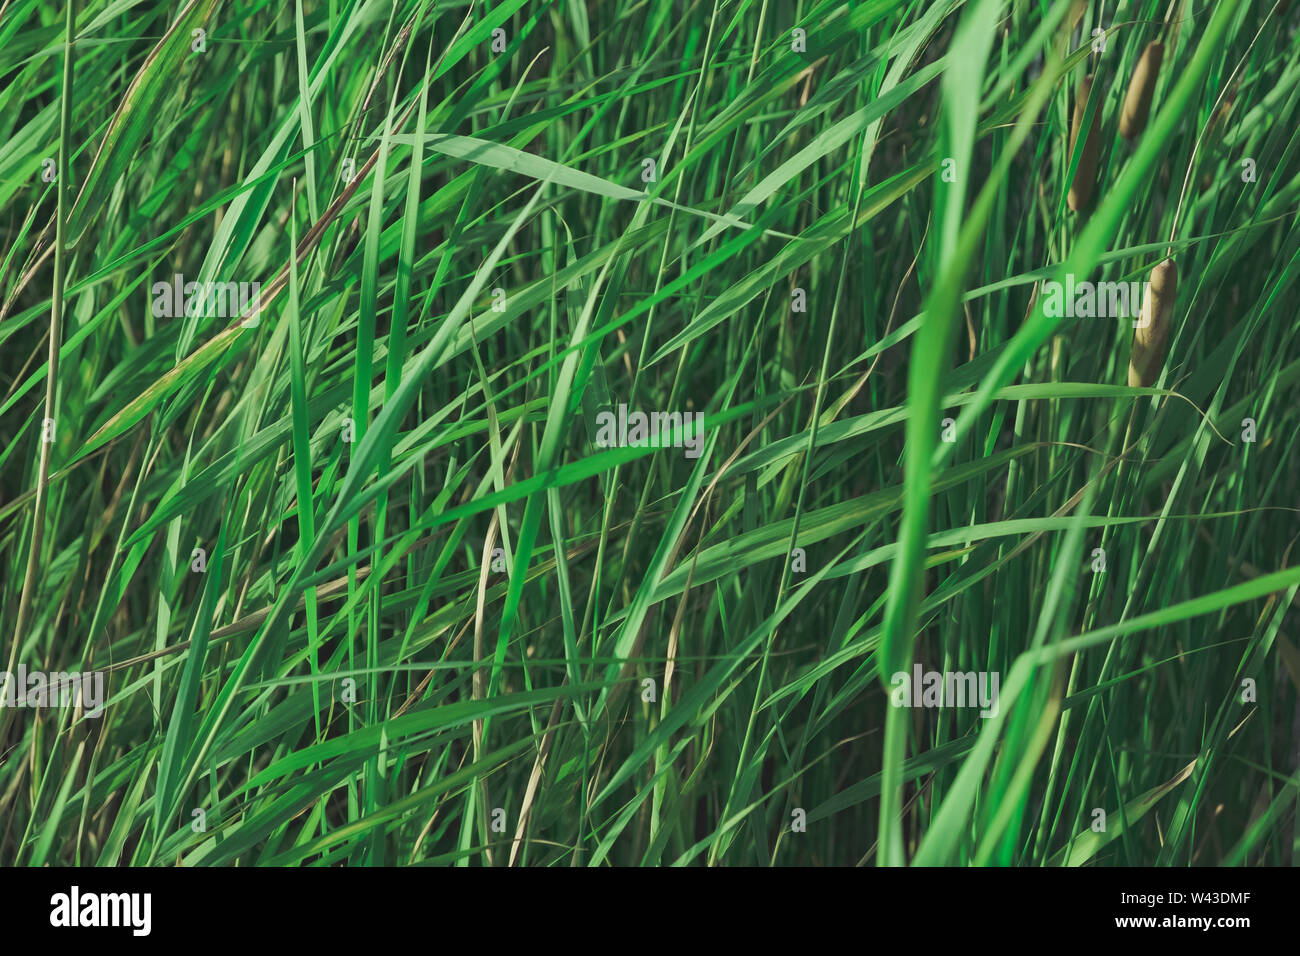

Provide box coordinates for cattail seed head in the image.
[1068,75,1101,212]
[1120,42,1163,140]
[1129,258,1178,387]
[1068,0,1087,31]
[1057,0,1088,53]
[1206,81,1239,143]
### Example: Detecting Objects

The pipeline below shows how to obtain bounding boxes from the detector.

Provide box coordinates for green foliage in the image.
[2,0,1299,866]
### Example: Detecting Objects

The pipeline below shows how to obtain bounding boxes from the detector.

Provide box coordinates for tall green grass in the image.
[2,0,1299,866]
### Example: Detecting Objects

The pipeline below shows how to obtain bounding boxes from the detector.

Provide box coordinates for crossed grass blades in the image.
[1,0,1298,867]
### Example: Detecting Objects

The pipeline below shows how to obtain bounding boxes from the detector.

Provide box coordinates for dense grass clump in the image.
[1,0,1299,867]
